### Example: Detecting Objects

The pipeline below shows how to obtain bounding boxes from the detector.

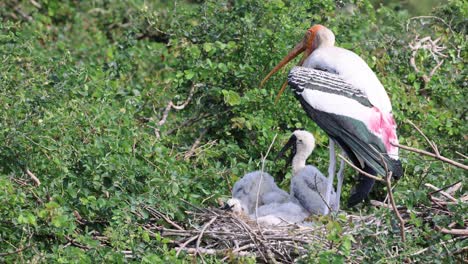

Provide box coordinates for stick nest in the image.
[139,204,375,263]
[137,181,467,263]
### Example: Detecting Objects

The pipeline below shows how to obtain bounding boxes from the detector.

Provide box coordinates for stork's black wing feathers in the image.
[287,66,403,206]
[288,66,372,107]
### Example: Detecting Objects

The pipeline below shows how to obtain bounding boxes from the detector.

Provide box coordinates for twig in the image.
[175,247,256,258]
[394,144,468,170]
[385,172,406,242]
[435,226,468,236]
[255,134,278,221]
[221,244,256,261]
[445,182,462,196]
[409,237,462,257]
[231,215,268,262]
[337,154,384,182]
[252,134,281,263]
[64,236,92,250]
[370,200,404,210]
[30,0,42,9]
[407,120,437,154]
[143,205,185,230]
[425,183,458,203]
[455,151,468,160]
[406,16,455,35]
[0,244,31,256]
[196,216,218,257]
[400,120,468,169]
[155,84,199,139]
[166,113,211,135]
[184,128,208,160]
[408,35,447,89]
[25,169,40,186]
[157,84,197,126]
[315,174,333,214]
[428,180,462,196]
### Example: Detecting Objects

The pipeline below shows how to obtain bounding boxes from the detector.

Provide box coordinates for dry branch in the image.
[394,120,468,170]
[408,35,447,90]
[445,182,462,196]
[0,244,31,257]
[154,84,199,139]
[184,128,208,160]
[395,143,468,170]
[337,154,384,182]
[25,169,40,186]
[385,172,406,242]
[175,247,256,258]
[436,226,468,236]
[425,183,458,203]
[255,134,278,222]
[196,216,218,259]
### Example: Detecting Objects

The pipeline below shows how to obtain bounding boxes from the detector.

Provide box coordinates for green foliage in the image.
[0,0,466,262]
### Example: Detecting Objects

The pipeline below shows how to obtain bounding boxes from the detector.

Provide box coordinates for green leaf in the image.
[222,90,241,106]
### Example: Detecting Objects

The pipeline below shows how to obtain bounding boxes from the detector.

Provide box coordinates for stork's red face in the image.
[260,25,325,102]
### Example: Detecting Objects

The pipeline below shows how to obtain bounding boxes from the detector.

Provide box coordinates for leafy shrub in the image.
[0,0,466,262]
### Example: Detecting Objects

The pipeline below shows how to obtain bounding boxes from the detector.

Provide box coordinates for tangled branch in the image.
[154,84,200,138]
[409,35,447,90]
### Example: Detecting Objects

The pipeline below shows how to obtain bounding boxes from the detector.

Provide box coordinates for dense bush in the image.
[0,0,466,262]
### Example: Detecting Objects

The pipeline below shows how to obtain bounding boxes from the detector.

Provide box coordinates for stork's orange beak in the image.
[260,31,314,103]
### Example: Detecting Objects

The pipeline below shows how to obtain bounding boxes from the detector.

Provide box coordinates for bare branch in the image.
[385,172,406,242]
[176,235,198,257]
[196,216,218,262]
[255,134,278,222]
[143,205,185,231]
[445,182,462,196]
[337,154,384,182]
[395,121,467,169]
[155,84,200,139]
[455,151,468,160]
[184,128,208,160]
[408,35,447,90]
[406,16,455,36]
[394,143,468,170]
[175,247,256,258]
[436,226,468,236]
[30,0,42,8]
[25,169,40,186]
[425,183,458,203]
[0,244,31,256]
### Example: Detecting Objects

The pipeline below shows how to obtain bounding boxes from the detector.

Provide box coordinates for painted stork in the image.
[261,25,403,207]
[277,130,341,214]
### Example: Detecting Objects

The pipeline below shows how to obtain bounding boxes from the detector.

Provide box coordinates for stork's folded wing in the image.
[287,66,403,179]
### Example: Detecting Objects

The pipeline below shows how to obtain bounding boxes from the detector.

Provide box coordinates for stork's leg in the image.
[324,140,336,215]
[335,153,345,211]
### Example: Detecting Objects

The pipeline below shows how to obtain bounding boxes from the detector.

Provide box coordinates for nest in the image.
[137,180,467,263]
[139,203,376,263]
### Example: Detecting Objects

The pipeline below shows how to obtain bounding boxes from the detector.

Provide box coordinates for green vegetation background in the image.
[0,0,466,262]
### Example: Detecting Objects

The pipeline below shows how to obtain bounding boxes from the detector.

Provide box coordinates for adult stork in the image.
[261,25,403,207]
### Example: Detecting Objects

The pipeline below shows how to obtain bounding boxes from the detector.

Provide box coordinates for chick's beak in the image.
[275,135,297,180]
